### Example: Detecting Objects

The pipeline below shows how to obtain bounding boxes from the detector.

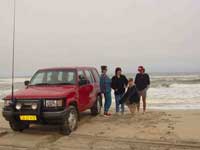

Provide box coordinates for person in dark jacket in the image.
[111,67,128,114]
[135,66,150,113]
[100,66,112,117]
[119,78,140,114]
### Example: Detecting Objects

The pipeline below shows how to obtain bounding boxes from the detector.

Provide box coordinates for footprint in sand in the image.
[166,131,171,135]
[168,125,175,130]
[98,131,105,135]
[160,136,167,141]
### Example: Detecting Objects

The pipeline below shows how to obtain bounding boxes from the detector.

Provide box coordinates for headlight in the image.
[31,103,38,110]
[44,99,63,108]
[16,103,22,110]
[4,100,11,107]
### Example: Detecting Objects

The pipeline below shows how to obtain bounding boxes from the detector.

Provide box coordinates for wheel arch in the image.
[68,100,80,120]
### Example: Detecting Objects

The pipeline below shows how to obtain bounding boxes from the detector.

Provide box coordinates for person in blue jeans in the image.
[100,66,112,117]
[111,67,128,114]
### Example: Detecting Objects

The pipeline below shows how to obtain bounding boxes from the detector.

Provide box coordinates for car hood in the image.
[4,85,76,100]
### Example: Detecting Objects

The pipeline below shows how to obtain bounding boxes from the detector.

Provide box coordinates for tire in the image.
[9,119,30,132]
[91,95,102,116]
[60,105,78,135]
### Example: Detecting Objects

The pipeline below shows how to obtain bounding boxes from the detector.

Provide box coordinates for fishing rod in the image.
[11,0,16,103]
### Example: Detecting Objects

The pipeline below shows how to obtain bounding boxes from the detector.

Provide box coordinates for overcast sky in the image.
[0,0,200,77]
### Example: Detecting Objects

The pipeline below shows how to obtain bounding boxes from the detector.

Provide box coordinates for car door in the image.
[77,70,91,111]
[91,69,101,94]
[84,69,96,108]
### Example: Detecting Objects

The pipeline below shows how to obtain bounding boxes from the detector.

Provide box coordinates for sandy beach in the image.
[0,103,200,150]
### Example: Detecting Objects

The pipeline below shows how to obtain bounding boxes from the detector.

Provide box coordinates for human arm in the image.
[124,75,128,87]
[146,74,150,89]
[119,90,128,104]
[134,74,138,85]
[147,74,150,85]
[99,76,104,93]
[146,74,150,90]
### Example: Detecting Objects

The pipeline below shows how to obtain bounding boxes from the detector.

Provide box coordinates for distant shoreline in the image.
[0,72,200,78]
[1,74,200,110]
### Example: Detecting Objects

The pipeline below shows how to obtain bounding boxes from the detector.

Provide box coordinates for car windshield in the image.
[30,70,76,86]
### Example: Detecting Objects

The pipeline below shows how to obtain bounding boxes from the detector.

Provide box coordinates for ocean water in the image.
[0,73,200,109]
[0,77,30,100]
[148,75,200,109]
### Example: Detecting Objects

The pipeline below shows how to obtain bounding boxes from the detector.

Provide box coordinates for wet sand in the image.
[0,103,200,150]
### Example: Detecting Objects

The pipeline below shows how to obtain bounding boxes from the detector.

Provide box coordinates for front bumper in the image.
[2,109,67,124]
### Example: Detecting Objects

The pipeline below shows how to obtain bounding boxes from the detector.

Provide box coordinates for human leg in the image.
[137,92,142,112]
[127,105,133,114]
[132,104,137,114]
[106,92,112,112]
[104,93,107,113]
[141,90,147,113]
[120,94,125,113]
[114,94,120,113]
[104,92,112,113]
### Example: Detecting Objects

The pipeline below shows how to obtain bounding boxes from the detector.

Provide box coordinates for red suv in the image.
[2,67,102,135]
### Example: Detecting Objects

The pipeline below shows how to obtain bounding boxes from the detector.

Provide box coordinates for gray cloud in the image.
[0,0,200,77]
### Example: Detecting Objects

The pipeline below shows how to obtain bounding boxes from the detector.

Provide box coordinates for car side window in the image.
[78,70,85,80]
[78,70,88,86]
[85,70,94,83]
[89,70,95,83]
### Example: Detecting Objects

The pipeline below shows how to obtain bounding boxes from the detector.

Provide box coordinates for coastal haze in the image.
[0,0,200,77]
[0,0,200,109]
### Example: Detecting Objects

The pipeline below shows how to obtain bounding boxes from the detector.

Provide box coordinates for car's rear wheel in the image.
[60,105,78,135]
[91,95,102,116]
[9,119,30,132]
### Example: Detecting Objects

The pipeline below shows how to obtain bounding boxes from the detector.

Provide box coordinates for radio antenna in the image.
[11,0,16,102]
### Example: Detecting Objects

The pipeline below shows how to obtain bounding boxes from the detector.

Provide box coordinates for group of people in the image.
[100,66,150,117]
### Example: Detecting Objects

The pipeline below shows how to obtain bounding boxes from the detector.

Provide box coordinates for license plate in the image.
[20,115,37,121]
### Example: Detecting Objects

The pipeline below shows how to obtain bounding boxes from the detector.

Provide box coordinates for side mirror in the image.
[79,79,89,86]
[24,80,30,86]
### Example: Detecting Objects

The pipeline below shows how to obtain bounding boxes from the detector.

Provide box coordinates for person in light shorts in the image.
[135,66,150,113]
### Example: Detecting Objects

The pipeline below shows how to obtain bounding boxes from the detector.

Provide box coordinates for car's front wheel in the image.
[9,119,30,132]
[91,95,102,116]
[60,105,78,135]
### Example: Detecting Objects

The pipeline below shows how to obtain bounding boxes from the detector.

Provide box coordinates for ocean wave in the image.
[148,103,200,110]
[0,77,30,84]
[0,89,12,100]
[1,75,200,108]
[151,78,200,88]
